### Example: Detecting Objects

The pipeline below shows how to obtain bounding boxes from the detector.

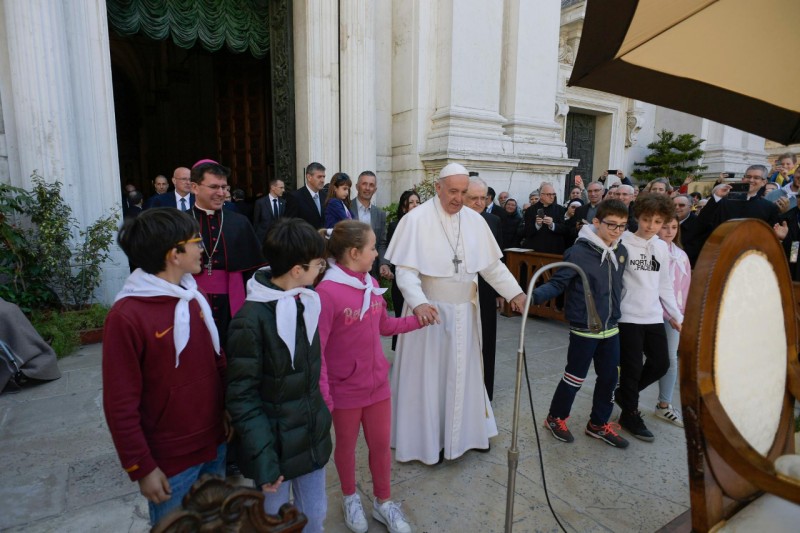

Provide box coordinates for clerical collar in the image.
[194,205,216,215]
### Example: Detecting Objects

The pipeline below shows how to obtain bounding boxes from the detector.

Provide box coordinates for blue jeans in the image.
[263,466,327,533]
[657,319,680,404]
[148,443,227,526]
[549,331,620,426]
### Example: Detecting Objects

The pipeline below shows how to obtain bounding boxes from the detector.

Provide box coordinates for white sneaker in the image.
[373,498,412,533]
[655,404,684,428]
[342,493,368,533]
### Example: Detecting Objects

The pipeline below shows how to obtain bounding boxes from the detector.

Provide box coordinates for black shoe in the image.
[619,410,655,442]
[543,415,575,443]
[585,421,629,449]
[475,443,491,453]
[436,449,445,465]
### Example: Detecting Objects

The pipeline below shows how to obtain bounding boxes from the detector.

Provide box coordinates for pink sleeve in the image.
[316,283,335,412]
[378,299,422,336]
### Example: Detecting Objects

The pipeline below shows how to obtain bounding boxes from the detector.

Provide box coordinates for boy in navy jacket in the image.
[533,200,630,448]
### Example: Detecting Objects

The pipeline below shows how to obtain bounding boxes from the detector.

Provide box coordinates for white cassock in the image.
[385,196,522,464]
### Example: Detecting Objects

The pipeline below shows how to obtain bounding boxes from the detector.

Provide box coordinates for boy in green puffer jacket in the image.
[226,219,332,532]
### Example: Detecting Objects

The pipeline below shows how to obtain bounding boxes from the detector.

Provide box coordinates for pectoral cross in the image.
[206,258,213,276]
[452,254,462,273]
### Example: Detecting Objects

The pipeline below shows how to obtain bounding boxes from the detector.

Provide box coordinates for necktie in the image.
[273,198,279,219]
[313,193,321,215]
[180,197,187,211]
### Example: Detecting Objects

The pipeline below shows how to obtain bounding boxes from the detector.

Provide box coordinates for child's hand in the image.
[138,467,171,503]
[223,411,235,442]
[262,475,285,493]
[669,318,682,332]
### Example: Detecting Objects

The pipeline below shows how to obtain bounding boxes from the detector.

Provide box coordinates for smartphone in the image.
[727,181,750,201]
[607,169,618,175]
[536,208,545,218]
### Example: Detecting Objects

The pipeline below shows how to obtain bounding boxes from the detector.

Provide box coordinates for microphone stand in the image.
[504,262,602,533]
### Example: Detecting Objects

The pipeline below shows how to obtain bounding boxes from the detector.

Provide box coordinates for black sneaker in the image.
[619,410,655,442]
[585,421,629,448]
[543,415,574,443]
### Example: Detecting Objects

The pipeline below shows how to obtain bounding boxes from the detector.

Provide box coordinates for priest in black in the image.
[189,159,265,345]
[466,175,502,401]
[521,182,568,254]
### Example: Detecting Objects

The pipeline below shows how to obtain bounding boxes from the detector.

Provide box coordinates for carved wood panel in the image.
[565,112,596,186]
[215,55,272,195]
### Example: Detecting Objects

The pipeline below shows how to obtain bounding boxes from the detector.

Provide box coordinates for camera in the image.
[727,182,750,201]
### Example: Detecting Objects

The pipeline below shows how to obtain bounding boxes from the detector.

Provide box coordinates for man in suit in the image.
[285,162,326,228]
[521,182,568,254]
[143,175,169,209]
[674,194,701,267]
[465,175,502,401]
[566,181,604,245]
[147,167,195,210]
[253,178,286,243]
[349,170,390,280]
[485,187,498,214]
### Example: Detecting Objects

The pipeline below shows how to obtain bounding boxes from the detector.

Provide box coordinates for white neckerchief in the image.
[578,225,621,270]
[666,242,688,276]
[245,269,320,368]
[321,260,387,320]
[115,269,220,367]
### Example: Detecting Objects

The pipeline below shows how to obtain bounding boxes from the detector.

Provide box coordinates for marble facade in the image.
[0,0,771,302]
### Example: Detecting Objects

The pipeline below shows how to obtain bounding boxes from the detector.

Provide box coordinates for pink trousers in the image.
[332,397,392,500]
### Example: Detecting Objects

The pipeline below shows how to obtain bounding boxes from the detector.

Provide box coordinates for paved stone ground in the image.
[0,314,693,532]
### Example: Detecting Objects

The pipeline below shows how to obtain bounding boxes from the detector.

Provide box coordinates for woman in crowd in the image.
[499,198,523,249]
[387,190,421,349]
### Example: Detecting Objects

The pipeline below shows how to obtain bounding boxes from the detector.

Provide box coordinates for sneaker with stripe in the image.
[543,414,574,443]
[585,421,629,448]
[654,403,684,428]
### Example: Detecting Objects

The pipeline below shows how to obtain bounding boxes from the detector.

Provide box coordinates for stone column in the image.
[373,0,392,206]
[3,0,128,303]
[500,0,564,155]
[293,0,339,187]
[340,0,377,185]
[424,0,508,158]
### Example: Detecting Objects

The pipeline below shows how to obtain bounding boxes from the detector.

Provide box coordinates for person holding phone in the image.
[521,182,568,254]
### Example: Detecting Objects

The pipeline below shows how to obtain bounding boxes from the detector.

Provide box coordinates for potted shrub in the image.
[0,172,118,356]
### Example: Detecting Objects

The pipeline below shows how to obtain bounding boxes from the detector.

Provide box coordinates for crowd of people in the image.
[102,155,798,532]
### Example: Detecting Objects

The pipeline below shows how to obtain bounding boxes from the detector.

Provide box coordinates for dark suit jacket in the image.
[148,192,195,210]
[679,213,702,267]
[521,202,567,253]
[349,201,389,279]
[285,187,324,229]
[253,195,286,243]
[481,211,502,247]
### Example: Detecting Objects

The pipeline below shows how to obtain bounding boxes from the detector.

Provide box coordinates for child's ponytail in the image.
[325,220,372,262]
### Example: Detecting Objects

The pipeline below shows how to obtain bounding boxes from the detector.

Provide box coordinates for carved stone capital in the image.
[558,35,574,65]
[625,111,644,148]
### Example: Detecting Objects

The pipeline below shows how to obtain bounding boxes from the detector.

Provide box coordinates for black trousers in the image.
[617,322,669,413]
[478,275,498,401]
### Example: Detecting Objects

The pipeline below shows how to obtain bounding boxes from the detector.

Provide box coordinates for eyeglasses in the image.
[743,174,765,181]
[303,261,327,273]
[176,235,203,247]
[600,220,627,231]
[197,183,230,192]
[540,193,556,197]
[174,177,190,182]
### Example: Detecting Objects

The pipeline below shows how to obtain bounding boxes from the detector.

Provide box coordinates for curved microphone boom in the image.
[504,261,601,533]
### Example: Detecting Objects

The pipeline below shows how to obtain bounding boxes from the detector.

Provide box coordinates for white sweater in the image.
[619,231,684,324]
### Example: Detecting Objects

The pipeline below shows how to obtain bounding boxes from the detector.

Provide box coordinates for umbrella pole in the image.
[504,347,526,533]
[503,261,601,533]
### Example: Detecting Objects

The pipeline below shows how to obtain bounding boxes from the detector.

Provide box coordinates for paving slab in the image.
[0,319,699,532]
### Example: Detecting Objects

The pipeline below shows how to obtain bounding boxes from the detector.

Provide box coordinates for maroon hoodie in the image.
[102,295,226,481]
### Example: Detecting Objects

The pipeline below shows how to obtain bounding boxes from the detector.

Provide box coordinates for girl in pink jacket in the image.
[655,214,691,427]
[317,220,428,533]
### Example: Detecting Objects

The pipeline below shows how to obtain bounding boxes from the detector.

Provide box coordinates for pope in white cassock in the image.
[386,163,527,465]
